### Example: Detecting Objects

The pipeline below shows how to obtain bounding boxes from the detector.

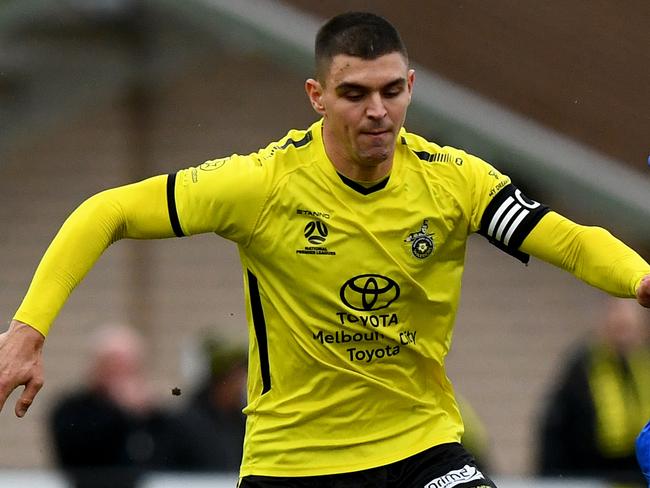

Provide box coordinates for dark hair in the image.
[315,12,408,81]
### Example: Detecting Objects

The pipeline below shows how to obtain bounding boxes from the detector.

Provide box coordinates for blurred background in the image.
[1,0,649,486]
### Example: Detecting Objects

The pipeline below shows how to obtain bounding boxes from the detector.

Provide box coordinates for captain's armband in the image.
[478,184,550,263]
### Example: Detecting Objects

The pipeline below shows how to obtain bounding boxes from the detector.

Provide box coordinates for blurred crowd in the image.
[46,297,650,487]
[536,298,650,486]
[48,325,247,488]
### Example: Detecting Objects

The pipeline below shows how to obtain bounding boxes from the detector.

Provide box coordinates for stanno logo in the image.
[424,465,485,488]
[296,209,331,219]
[304,220,328,245]
[340,274,400,311]
[405,219,435,259]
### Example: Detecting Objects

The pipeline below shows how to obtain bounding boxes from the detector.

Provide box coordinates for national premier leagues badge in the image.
[405,219,435,259]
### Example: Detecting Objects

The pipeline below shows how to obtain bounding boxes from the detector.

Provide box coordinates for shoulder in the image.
[399,130,482,175]
[51,389,123,423]
[400,131,463,164]
[252,125,317,169]
[399,129,490,185]
[186,125,317,189]
[53,389,99,409]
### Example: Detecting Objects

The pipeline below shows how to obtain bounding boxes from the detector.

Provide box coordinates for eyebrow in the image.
[335,77,406,93]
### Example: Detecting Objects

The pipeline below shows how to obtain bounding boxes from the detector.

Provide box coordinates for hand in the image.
[0,320,45,417]
[637,275,650,308]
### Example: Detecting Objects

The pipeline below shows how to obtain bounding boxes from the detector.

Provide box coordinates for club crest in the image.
[405,219,435,259]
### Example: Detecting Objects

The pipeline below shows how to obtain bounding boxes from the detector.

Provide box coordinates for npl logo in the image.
[304,220,328,245]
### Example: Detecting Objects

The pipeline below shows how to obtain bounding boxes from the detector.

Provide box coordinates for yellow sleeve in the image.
[520,211,650,297]
[173,154,270,243]
[14,175,174,336]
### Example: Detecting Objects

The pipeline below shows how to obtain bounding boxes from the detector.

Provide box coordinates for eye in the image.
[343,92,364,102]
[383,87,404,98]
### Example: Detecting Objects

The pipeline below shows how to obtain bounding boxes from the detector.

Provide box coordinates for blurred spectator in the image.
[163,338,247,472]
[49,323,169,488]
[537,298,650,484]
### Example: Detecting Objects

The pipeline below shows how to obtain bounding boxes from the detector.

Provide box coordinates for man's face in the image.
[306,52,414,178]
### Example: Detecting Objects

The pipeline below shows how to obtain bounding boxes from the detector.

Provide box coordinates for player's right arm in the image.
[1,174,174,417]
[2,149,270,417]
[14,175,175,336]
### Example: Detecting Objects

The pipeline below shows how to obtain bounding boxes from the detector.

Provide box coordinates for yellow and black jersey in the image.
[168,119,549,476]
[15,118,648,477]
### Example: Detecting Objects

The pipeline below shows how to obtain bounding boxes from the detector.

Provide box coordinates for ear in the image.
[407,69,415,103]
[305,78,326,116]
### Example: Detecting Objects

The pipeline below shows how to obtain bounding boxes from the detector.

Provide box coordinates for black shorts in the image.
[239,442,496,488]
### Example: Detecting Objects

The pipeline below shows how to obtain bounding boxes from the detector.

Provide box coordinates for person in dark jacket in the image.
[164,339,247,472]
[537,298,650,484]
[49,324,169,488]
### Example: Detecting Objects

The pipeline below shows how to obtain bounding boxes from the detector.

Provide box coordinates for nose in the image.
[365,93,387,120]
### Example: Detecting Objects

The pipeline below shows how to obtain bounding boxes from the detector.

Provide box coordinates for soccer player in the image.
[1,11,649,488]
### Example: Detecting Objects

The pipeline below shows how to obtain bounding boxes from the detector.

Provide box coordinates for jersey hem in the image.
[238,435,460,478]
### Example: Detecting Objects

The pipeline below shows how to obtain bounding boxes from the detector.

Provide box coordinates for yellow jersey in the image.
[15,118,648,475]
[170,119,548,476]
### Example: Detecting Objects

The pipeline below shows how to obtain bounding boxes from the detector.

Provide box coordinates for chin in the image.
[358,153,390,166]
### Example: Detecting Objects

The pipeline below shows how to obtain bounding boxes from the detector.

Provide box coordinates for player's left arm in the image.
[450,149,649,306]
[519,211,650,307]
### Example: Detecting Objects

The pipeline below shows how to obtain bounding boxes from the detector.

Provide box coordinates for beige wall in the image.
[0,47,607,476]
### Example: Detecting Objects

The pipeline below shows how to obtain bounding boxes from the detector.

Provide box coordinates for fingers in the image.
[0,321,46,417]
[15,376,44,418]
[0,332,14,414]
[637,275,650,308]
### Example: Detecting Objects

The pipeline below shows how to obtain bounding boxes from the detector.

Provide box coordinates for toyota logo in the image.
[340,274,400,311]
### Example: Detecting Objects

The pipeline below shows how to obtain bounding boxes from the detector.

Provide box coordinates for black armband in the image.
[478,184,550,263]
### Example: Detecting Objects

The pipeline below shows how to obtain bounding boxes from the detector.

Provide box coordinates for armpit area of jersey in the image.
[478,183,550,263]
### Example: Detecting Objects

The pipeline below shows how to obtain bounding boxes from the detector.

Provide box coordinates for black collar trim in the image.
[337,172,390,195]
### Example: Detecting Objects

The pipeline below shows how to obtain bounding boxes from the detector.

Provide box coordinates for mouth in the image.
[360,129,391,137]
